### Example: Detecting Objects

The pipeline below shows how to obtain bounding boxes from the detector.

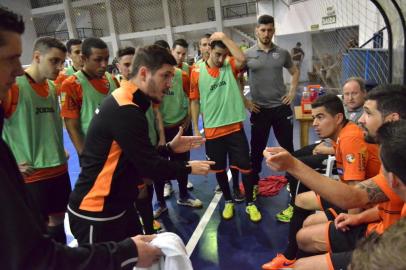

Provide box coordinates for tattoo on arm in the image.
[356,180,389,206]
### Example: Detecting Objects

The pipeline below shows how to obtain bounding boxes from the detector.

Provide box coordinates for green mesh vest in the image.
[159,68,188,126]
[198,60,246,128]
[75,71,117,134]
[3,75,66,168]
[65,65,76,76]
[181,62,190,75]
[145,104,158,146]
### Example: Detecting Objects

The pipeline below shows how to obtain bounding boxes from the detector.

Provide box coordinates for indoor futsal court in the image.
[1,0,405,269]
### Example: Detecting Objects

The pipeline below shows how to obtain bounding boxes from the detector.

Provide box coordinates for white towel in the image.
[135,232,193,270]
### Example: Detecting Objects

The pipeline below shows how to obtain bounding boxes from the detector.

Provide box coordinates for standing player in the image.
[2,36,70,244]
[61,37,118,156]
[245,15,299,198]
[190,32,261,222]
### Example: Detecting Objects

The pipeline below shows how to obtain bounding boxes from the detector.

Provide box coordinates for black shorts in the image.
[205,129,251,173]
[327,221,367,253]
[317,195,347,221]
[68,205,143,244]
[25,171,71,217]
[327,251,353,270]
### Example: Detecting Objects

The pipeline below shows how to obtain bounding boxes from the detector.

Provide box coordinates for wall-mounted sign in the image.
[322,15,336,25]
[311,24,319,30]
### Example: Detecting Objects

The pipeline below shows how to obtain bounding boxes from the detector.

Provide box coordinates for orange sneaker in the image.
[262,253,296,270]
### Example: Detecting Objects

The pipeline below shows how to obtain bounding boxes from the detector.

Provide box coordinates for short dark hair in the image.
[377,120,406,185]
[344,76,366,92]
[81,37,108,58]
[129,45,176,79]
[257,14,274,25]
[172,38,188,49]
[116,47,135,59]
[210,40,227,50]
[200,33,211,45]
[366,84,406,119]
[296,42,301,46]
[33,36,67,54]
[312,94,347,120]
[66,39,82,54]
[154,40,170,50]
[0,7,25,46]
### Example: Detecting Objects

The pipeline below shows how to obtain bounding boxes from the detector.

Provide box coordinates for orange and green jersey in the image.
[190,57,245,139]
[60,70,118,135]
[2,74,67,183]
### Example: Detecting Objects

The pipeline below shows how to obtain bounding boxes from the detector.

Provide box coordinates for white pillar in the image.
[214,0,223,32]
[105,0,120,55]
[162,0,174,46]
[63,0,78,39]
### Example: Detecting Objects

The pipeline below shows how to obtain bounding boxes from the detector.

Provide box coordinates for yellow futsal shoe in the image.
[222,202,235,220]
[246,203,262,222]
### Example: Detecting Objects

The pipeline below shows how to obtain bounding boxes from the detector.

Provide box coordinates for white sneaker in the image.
[163,183,173,198]
[177,195,203,208]
[187,181,194,190]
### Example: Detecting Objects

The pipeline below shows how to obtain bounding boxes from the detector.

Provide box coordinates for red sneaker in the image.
[262,253,296,270]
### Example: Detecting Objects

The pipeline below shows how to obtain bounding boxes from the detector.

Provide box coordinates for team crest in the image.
[346,154,355,163]
[272,52,280,59]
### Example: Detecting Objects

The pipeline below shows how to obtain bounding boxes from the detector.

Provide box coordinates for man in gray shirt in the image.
[245,14,299,190]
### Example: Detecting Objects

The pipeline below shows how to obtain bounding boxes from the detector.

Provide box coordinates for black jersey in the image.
[69,86,191,218]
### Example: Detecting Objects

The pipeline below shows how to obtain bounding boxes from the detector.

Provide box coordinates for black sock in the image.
[283,205,314,260]
[241,173,253,203]
[216,172,232,201]
[137,185,155,234]
[231,168,239,190]
[296,249,315,259]
[48,223,66,244]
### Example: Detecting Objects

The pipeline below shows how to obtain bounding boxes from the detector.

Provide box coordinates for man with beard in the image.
[261,94,380,269]
[244,14,299,202]
[263,85,406,270]
[67,45,214,244]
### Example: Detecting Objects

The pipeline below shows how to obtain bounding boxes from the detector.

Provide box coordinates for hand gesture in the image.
[188,160,216,175]
[263,147,296,171]
[334,213,360,232]
[132,235,163,267]
[169,126,205,153]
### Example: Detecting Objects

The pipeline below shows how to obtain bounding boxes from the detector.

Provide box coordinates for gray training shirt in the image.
[245,44,293,108]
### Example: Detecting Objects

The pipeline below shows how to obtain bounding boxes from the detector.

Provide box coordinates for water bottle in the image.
[301,86,312,114]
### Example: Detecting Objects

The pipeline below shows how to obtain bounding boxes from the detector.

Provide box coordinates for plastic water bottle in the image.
[301,87,312,114]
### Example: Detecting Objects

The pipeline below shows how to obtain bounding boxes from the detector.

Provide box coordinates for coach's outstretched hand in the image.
[169,126,205,153]
[187,160,215,176]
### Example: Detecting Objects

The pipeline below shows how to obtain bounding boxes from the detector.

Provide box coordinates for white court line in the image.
[186,170,232,256]
[186,88,250,256]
